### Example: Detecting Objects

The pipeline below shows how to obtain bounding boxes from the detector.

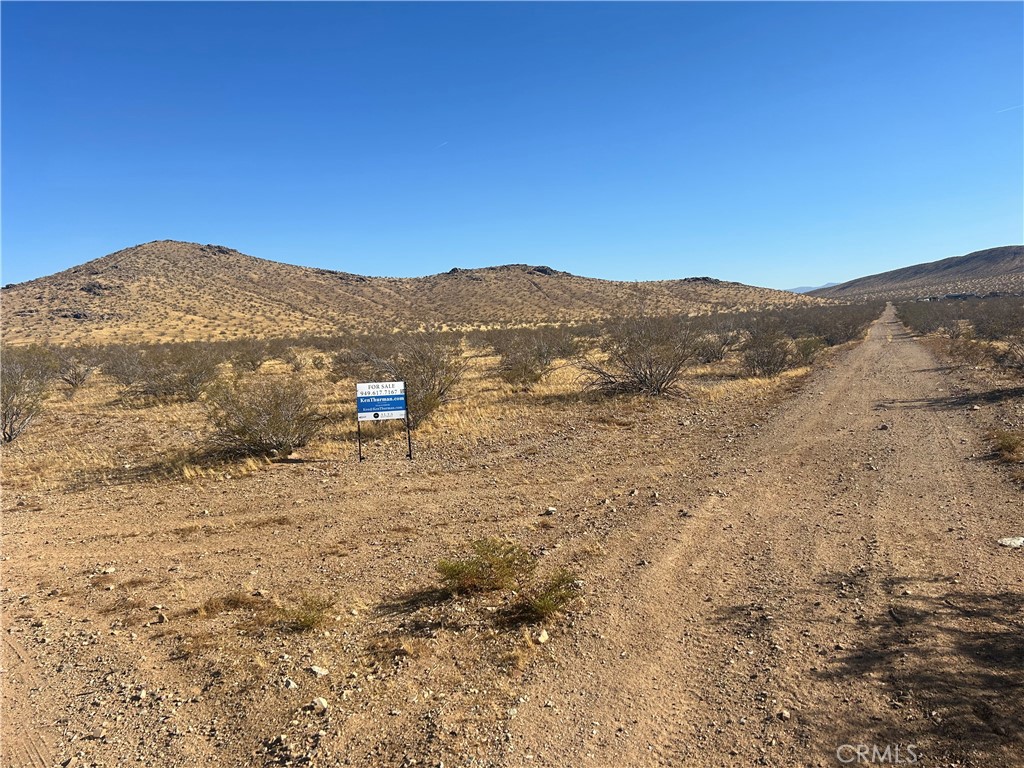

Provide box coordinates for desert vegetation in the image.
[1,344,55,442]
[897,296,1024,373]
[204,375,329,458]
[485,326,580,388]
[436,538,581,622]
[0,302,883,454]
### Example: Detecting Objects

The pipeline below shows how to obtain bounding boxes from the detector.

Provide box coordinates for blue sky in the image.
[2,2,1022,289]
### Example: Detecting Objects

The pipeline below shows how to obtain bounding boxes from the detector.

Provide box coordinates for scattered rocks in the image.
[541,507,556,516]
[308,666,329,678]
[308,697,329,714]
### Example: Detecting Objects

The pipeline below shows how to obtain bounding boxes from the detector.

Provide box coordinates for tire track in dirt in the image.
[2,633,55,768]
[506,306,1023,766]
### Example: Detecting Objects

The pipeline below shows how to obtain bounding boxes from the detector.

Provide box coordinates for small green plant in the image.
[436,538,537,593]
[520,569,581,621]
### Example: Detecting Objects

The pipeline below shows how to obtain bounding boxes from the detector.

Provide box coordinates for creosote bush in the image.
[436,539,537,593]
[742,320,793,377]
[999,340,1024,374]
[898,298,1024,376]
[205,375,327,458]
[337,332,467,427]
[227,337,270,372]
[488,327,572,388]
[792,336,826,367]
[57,347,96,397]
[580,314,698,396]
[100,342,225,401]
[1,345,55,443]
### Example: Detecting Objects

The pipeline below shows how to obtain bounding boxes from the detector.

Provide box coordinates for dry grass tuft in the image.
[196,591,269,619]
[275,594,335,633]
[990,429,1024,463]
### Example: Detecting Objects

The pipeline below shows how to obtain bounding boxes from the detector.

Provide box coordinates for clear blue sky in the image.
[2,1,1022,289]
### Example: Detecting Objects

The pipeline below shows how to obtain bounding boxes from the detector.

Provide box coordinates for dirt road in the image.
[506,306,1023,767]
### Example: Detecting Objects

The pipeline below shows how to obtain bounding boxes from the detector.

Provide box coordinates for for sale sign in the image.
[356,381,407,422]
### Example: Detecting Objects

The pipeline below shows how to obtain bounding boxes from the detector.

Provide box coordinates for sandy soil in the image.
[2,306,1021,768]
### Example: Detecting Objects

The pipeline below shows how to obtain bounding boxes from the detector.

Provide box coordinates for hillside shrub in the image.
[792,336,826,366]
[101,346,149,397]
[102,343,224,401]
[693,330,739,364]
[999,340,1024,373]
[227,337,270,372]
[487,328,563,388]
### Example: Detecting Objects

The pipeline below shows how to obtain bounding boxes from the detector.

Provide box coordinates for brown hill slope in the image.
[1,240,817,345]
[809,245,1024,300]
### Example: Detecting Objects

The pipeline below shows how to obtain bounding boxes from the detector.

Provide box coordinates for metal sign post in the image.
[355,381,412,461]
[405,405,413,460]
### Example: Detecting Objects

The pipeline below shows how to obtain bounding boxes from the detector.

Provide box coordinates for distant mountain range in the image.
[788,283,839,294]
[808,246,1024,300]
[0,240,814,345]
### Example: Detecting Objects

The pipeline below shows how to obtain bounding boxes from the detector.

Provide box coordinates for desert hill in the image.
[809,245,1024,301]
[1,240,816,345]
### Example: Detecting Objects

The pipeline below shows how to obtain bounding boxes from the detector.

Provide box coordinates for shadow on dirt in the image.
[809,576,1023,764]
[876,385,1024,412]
[374,585,542,647]
[60,448,306,492]
[375,587,457,638]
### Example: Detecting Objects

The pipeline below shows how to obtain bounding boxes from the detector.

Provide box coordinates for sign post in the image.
[356,381,412,461]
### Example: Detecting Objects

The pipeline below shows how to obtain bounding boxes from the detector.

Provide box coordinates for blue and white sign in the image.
[356,381,407,422]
